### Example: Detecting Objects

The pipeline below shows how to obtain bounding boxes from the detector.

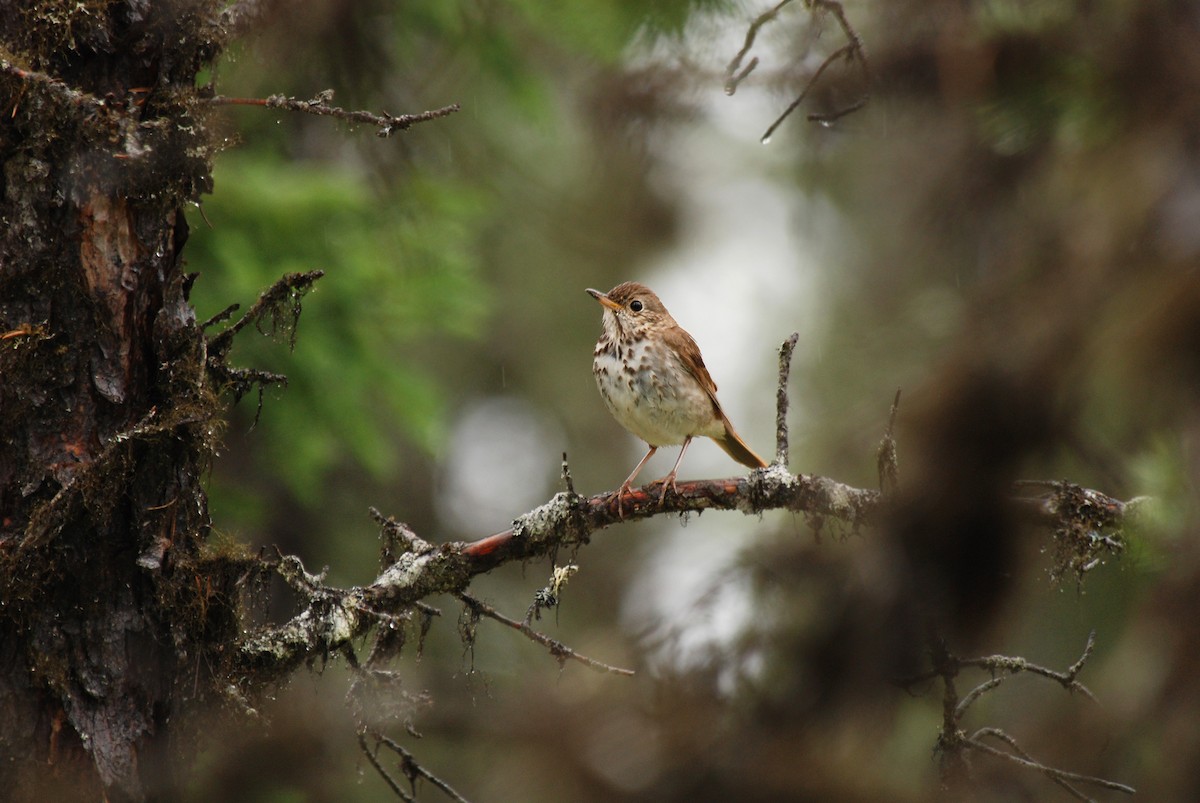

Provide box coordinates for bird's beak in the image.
[586,288,621,311]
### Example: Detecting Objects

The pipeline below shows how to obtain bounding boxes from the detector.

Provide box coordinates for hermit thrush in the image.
[587,282,766,512]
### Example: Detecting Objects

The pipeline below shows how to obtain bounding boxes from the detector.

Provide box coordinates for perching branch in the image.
[232,335,1140,684]
[206,91,461,138]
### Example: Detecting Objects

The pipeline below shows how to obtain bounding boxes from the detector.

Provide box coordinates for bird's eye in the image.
[630,300,643,312]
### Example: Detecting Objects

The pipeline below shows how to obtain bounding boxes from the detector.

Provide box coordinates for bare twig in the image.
[369,507,434,555]
[775,332,800,466]
[458,592,634,676]
[357,732,416,803]
[954,675,1006,719]
[967,729,1136,796]
[877,389,902,492]
[206,91,460,138]
[561,452,576,496]
[960,630,1099,703]
[725,0,795,95]
[725,0,871,140]
[199,303,240,331]
[760,42,854,144]
[370,731,473,803]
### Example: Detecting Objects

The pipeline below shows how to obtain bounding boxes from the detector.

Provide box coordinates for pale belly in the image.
[593,348,723,447]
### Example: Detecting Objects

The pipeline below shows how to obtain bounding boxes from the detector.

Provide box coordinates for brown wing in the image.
[671,326,719,397]
[675,326,767,469]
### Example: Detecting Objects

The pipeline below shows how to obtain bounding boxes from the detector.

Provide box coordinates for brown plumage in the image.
[587,281,766,512]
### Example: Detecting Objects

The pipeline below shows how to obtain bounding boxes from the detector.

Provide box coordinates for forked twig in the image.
[725,0,871,140]
[914,632,1132,798]
[960,629,1099,704]
[725,0,795,94]
[358,730,473,803]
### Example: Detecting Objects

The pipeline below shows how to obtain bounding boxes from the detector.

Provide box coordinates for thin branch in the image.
[806,96,868,125]
[206,91,460,138]
[775,332,800,466]
[760,43,853,144]
[725,0,871,141]
[960,630,1099,702]
[207,270,325,356]
[877,388,901,492]
[969,728,1090,801]
[200,303,239,330]
[954,675,1006,719]
[561,452,576,496]
[966,729,1136,796]
[357,732,416,803]
[725,0,795,95]
[457,592,634,676]
[236,465,1136,680]
[372,731,473,803]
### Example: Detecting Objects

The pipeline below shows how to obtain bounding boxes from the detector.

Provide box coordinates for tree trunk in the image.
[1,5,229,799]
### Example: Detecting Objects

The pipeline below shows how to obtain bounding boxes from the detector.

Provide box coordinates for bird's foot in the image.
[656,472,679,507]
[610,482,635,518]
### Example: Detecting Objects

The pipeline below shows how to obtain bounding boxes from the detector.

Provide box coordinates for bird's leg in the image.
[657,436,693,506]
[614,445,657,517]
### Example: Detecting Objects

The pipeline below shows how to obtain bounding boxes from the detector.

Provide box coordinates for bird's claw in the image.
[610,482,635,518]
[656,474,679,507]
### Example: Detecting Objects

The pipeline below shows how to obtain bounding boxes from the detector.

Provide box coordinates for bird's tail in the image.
[715,417,768,469]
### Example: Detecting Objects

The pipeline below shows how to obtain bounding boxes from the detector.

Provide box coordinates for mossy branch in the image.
[231,335,1139,683]
[206,91,460,138]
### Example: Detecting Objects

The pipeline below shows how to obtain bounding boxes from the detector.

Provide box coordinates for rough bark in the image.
[0,4,230,799]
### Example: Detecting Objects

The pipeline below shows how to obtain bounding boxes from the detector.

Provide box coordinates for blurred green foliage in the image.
[187,156,489,501]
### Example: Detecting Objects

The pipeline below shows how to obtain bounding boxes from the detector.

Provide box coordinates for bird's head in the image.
[586,282,670,337]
